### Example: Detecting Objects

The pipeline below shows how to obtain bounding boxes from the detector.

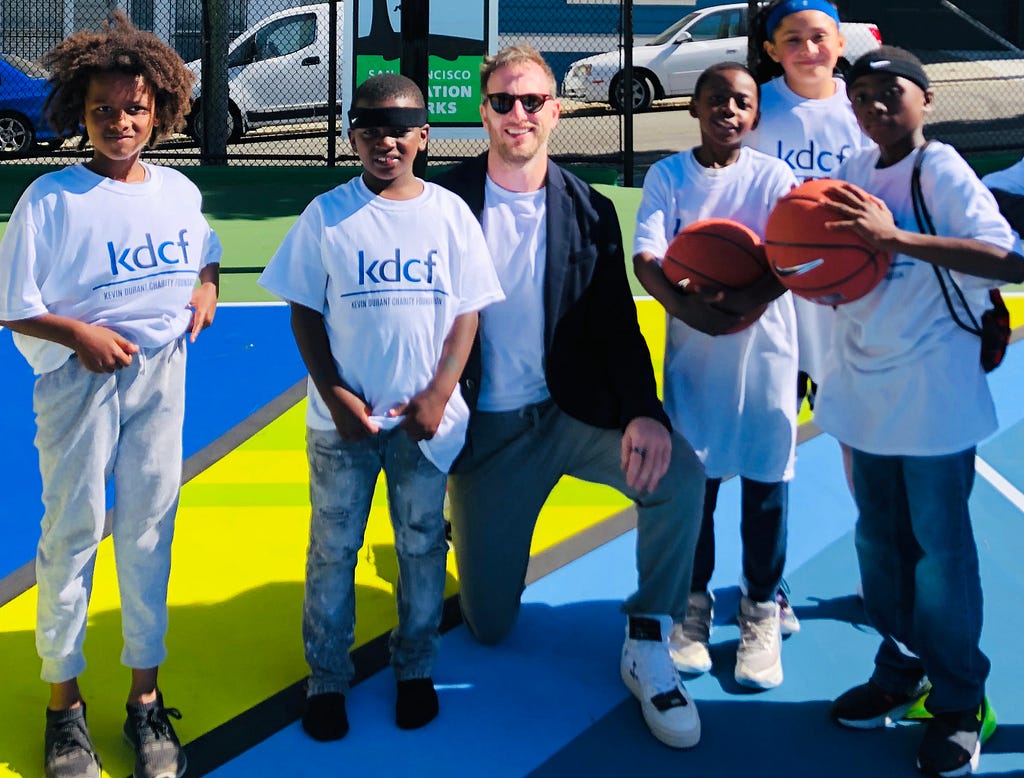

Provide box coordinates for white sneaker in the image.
[776,589,801,635]
[668,591,713,674]
[621,615,701,749]
[734,596,783,690]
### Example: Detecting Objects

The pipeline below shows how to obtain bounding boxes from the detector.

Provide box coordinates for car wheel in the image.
[0,111,35,157]
[188,100,243,145]
[610,72,654,113]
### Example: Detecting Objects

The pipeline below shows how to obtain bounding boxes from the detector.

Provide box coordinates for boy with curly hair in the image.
[0,12,220,778]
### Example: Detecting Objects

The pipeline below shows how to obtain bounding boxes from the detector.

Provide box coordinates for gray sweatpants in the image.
[33,337,186,682]
[448,399,705,645]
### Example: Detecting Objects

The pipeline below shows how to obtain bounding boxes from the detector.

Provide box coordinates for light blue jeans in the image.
[303,427,448,696]
[33,338,186,682]
[851,447,990,714]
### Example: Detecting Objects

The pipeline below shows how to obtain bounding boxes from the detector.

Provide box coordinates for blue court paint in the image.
[208,349,1024,777]
[0,304,306,584]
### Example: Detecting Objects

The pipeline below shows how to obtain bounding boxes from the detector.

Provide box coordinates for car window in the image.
[227,35,257,67]
[255,14,316,60]
[650,11,700,46]
[0,52,49,78]
[686,10,744,42]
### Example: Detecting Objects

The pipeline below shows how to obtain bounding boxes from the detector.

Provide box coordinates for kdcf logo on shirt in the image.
[108,229,190,275]
[775,140,852,175]
[358,248,437,285]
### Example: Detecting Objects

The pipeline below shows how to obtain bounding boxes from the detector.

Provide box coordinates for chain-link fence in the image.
[1,0,1023,175]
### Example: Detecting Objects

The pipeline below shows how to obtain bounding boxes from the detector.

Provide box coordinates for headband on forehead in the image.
[348,106,428,129]
[765,0,840,38]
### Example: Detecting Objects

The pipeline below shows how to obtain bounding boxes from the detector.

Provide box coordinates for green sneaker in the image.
[916,697,995,777]
[906,694,997,744]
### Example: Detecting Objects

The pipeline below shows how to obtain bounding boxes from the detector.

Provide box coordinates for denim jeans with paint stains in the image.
[303,426,448,697]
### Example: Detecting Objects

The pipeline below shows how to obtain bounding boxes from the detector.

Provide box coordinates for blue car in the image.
[0,52,60,157]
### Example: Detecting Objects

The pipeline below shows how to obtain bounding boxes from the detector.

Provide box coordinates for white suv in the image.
[561,3,881,112]
[185,3,342,143]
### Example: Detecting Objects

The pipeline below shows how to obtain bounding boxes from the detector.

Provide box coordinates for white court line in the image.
[976,455,1024,513]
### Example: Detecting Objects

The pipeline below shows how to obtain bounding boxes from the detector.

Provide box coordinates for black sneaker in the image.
[123,692,186,778]
[44,704,101,778]
[916,699,989,777]
[396,678,439,730]
[831,679,932,729]
[302,692,349,742]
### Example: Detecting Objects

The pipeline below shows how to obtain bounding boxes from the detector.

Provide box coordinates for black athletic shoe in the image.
[396,678,439,730]
[302,692,349,742]
[831,679,932,729]
[123,692,186,778]
[916,699,989,777]
[44,704,101,778]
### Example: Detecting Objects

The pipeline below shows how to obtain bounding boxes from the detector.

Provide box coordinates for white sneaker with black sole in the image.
[734,596,783,690]
[621,614,701,749]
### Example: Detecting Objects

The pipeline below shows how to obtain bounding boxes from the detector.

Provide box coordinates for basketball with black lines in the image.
[765,178,891,305]
[662,218,770,334]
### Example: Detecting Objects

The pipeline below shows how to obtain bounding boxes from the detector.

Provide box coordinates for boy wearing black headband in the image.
[259,73,503,741]
[815,46,1024,776]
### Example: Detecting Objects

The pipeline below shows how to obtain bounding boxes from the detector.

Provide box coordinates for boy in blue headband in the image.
[259,73,503,741]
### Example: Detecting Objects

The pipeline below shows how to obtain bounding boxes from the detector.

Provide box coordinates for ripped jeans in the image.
[303,426,448,696]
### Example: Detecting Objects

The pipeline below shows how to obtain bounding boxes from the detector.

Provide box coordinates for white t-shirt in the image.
[746,76,875,383]
[814,142,1016,456]
[0,163,222,375]
[983,156,1024,195]
[983,157,1024,252]
[634,147,799,482]
[477,177,550,411]
[258,177,504,471]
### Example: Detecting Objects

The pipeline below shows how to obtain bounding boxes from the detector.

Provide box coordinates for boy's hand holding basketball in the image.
[824,184,900,251]
[621,416,671,493]
[326,385,379,440]
[72,321,139,372]
[393,387,447,442]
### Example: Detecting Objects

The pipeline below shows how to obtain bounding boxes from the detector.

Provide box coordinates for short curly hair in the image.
[42,11,194,149]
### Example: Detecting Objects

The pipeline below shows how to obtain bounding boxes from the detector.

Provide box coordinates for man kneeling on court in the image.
[438,44,706,749]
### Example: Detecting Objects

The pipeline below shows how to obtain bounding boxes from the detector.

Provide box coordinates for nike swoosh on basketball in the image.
[773,258,825,277]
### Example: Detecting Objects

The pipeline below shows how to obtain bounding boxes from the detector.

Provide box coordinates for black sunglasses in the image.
[484,92,553,115]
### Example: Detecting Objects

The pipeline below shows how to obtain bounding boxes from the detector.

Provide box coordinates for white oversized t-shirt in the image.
[746,76,875,383]
[634,147,799,482]
[0,163,222,374]
[814,143,1016,456]
[258,177,504,471]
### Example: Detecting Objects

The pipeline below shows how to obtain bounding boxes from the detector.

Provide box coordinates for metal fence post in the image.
[401,0,430,178]
[200,0,230,165]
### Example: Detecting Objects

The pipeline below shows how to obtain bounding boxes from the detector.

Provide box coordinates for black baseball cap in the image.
[846,46,931,93]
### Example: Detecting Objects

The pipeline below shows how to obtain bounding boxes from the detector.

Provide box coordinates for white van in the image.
[185,2,342,143]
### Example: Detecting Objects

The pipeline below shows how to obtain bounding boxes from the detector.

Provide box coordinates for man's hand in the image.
[392,386,447,442]
[620,416,672,493]
[72,322,139,373]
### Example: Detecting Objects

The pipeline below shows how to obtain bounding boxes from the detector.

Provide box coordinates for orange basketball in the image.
[765,179,891,305]
[663,218,770,334]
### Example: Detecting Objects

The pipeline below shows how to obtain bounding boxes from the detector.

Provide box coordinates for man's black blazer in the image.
[437,153,670,433]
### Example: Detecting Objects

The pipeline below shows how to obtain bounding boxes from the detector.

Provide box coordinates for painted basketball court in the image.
[1,175,1023,777]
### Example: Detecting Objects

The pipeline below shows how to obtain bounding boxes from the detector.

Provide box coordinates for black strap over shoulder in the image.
[912,143,1010,371]
[911,141,983,338]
